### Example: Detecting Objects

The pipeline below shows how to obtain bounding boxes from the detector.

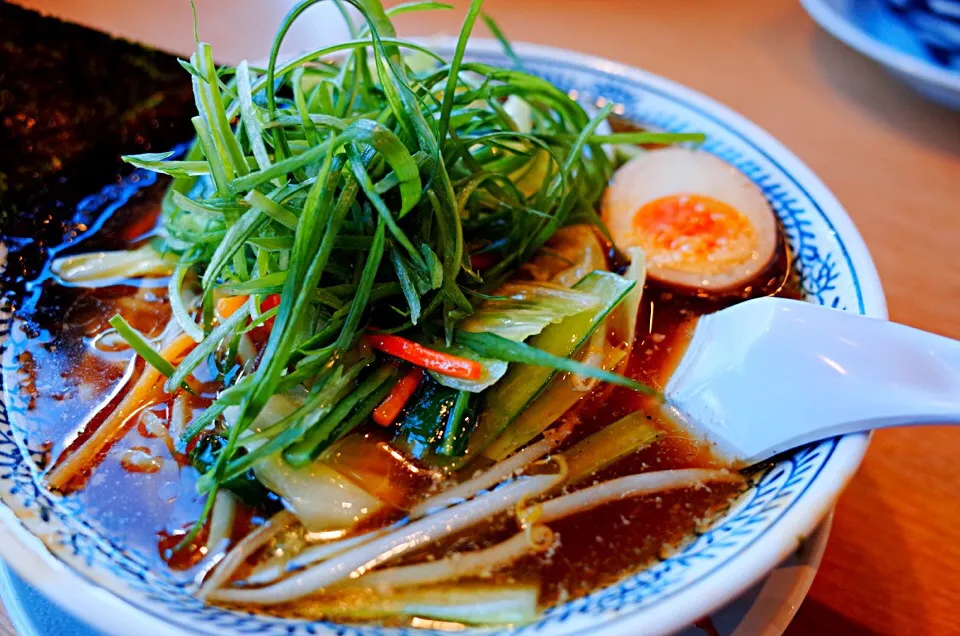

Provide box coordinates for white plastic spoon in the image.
[665,297,960,464]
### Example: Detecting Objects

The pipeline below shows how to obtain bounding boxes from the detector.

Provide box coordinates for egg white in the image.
[602,147,777,292]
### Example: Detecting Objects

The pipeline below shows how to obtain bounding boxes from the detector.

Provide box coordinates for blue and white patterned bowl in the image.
[0,39,886,636]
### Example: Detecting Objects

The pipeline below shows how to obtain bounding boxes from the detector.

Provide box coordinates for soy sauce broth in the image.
[4,142,801,619]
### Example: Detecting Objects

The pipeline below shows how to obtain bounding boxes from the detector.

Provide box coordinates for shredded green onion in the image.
[108,316,177,378]
[115,0,696,544]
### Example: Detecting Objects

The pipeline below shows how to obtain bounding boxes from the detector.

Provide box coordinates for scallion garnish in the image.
[118,0,692,545]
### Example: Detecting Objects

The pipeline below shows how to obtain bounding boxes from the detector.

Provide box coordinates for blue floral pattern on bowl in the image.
[0,41,878,636]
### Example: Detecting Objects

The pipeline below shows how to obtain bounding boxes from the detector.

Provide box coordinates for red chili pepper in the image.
[373,369,423,426]
[260,293,281,316]
[365,334,482,381]
[250,293,281,344]
[469,251,500,271]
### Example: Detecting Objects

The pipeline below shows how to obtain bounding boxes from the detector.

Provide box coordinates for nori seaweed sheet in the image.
[0,1,194,305]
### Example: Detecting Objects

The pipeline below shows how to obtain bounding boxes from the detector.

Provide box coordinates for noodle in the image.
[409,438,555,517]
[539,469,744,524]
[341,526,555,590]
[196,510,298,600]
[209,474,561,605]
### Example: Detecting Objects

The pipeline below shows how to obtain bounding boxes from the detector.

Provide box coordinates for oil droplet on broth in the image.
[89,329,131,354]
[157,480,182,503]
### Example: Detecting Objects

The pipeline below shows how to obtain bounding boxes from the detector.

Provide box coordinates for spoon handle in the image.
[666,298,960,464]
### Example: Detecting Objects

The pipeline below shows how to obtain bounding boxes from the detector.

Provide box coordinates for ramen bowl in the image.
[0,36,885,636]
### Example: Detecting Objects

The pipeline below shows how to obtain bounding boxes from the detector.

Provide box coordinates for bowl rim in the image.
[800,0,960,91]
[0,38,887,636]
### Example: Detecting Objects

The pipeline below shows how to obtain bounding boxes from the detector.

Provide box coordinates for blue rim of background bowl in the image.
[0,39,883,636]
[800,0,960,92]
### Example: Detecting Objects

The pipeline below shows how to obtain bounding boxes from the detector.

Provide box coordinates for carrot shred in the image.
[365,334,482,380]
[46,332,198,491]
[373,369,423,426]
[217,295,249,319]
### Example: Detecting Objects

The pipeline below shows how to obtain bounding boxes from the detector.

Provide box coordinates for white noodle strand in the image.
[539,469,743,524]
[205,491,238,556]
[209,474,560,605]
[242,441,557,587]
[342,526,555,590]
[242,529,383,586]
[410,438,554,518]
[197,510,297,600]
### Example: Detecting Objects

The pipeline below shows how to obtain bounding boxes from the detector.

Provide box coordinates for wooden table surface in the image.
[3,0,959,634]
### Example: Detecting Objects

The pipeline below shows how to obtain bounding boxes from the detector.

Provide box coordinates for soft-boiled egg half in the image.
[602,147,777,292]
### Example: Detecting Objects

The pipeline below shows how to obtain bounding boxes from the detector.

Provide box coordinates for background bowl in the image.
[0,38,886,636]
[882,0,960,64]
[801,0,960,108]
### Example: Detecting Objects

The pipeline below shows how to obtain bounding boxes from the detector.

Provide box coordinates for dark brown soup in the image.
[5,168,800,616]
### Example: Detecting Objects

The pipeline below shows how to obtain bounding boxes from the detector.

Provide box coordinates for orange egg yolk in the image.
[631,194,757,273]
